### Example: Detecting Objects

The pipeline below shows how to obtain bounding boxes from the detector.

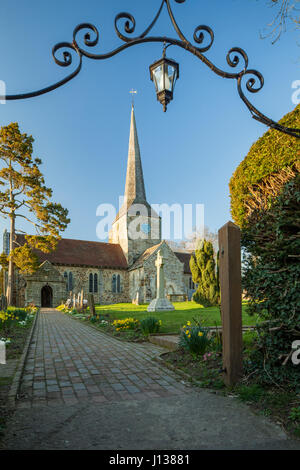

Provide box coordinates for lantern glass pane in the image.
[153,65,163,92]
[167,64,177,91]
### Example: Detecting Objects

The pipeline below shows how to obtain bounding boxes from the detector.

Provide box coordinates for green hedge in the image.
[229,104,300,227]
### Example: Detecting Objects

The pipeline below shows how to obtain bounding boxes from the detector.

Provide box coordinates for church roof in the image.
[124,104,147,207]
[174,252,192,274]
[128,241,163,270]
[114,105,159,222]
[15,234,128,269]
[128,241,192,274]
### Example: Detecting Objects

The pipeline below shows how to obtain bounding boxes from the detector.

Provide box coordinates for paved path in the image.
[3,309,300,450]
[16,309,184,407]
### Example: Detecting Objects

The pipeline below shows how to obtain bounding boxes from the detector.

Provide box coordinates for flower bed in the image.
[57,305,163,343]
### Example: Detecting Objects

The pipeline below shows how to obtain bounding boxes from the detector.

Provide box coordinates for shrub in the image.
[179,322,210,357]
[140,317,161,336]
[112,317,139,332]
[236,384,265,403]
[242,176,300,390]
[229,104,300,228]
[190,240,219,307]
[10,308,27,321]
[0,310,19,331]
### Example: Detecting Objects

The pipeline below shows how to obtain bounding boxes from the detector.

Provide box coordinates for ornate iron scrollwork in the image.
[1,0,299,138]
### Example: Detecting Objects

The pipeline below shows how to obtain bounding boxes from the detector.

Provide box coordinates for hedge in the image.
[229,104,300,227]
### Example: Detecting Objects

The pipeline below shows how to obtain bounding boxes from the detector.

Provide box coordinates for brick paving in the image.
[18,309,187,408]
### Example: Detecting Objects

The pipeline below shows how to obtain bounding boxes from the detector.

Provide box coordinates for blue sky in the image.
[0,0,299,246]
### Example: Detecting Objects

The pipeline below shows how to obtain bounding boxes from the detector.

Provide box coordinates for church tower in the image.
[109,105,161,266]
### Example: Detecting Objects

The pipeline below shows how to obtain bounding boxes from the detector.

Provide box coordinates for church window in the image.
[189,277,195,290]
[94,273,98,293]
[68,272,73,291]
[89,273,93,293]
[64,272,68,289]
[112,274,117,293]
[117,274,121,293]
[112,274,121,293]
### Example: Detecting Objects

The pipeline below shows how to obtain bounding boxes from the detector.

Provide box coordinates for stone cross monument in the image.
[147,250,174,312]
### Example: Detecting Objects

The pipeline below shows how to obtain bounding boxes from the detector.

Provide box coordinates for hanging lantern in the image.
[149,47,179,112]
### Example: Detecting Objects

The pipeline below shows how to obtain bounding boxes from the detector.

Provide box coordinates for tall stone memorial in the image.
[147,250,174,312]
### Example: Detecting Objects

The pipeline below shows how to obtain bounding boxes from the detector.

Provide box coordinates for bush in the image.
[179,322,210,357]
[229,104,300,228]
[190,240,219,307]
[10,308,27,321]
[140,317,161,336]
[242,176,300,390]
[112,317,139,332]
[236,384,265,403]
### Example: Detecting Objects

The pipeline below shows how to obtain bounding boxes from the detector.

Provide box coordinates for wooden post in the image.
[88,293,95,316]
[218,221,243,386]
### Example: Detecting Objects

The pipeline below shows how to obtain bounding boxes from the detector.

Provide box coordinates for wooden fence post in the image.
[218,221,243,386]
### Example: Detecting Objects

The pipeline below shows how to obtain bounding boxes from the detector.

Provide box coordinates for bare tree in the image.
[261,0,300,43]
[168,226,218,254]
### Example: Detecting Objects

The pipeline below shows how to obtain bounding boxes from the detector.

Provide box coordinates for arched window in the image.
[94,273,98,293]
[117,274,121,293]
[112,274,121,293]
[89,273,93,293]
[64,272,68,290]
[189,277,195,290]
[68,272,73,291]
[112,274,117,293]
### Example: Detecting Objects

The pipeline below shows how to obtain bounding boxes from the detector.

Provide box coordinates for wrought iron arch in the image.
[1,0,299,138]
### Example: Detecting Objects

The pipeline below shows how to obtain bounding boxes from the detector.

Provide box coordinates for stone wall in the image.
[23,261,66,308]
[109,210,161,266]
[56,266,130,305]
[16,262,130,308]
[129,242,186,304]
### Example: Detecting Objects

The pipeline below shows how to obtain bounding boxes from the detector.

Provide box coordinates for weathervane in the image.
[130,89,137,106]
[0,0,298,138]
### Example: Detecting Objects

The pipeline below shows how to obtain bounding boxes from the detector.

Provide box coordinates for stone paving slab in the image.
[17,309,186,407]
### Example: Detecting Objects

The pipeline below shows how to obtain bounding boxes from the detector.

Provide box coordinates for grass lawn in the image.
[95,301,259,334]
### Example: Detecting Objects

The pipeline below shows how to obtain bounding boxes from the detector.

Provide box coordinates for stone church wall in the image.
[129,243,186,304]
[56,266,130,305]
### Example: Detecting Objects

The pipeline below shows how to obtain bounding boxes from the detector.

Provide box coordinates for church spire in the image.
[124,105,147,207]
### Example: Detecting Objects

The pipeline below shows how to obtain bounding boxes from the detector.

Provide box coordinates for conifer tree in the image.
[0,122,70,305]
[190,239,219,307]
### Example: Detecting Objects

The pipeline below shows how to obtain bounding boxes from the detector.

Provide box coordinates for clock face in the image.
[141,223,151,234]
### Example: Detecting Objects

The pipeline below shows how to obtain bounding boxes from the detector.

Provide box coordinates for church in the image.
[2,106,195,308]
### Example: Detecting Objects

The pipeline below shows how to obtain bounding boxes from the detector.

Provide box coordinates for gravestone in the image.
[132,291,140,305]
[88,293,96,316]
[147,250,175,312]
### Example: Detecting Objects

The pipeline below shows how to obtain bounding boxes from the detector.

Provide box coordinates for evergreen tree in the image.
[0,122,70,305]
[190,239,219,307]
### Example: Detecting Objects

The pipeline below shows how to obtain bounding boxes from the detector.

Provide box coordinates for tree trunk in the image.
[6,214,15,306]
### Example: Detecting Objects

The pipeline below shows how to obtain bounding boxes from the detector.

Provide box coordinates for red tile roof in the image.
[15,234,128,269]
